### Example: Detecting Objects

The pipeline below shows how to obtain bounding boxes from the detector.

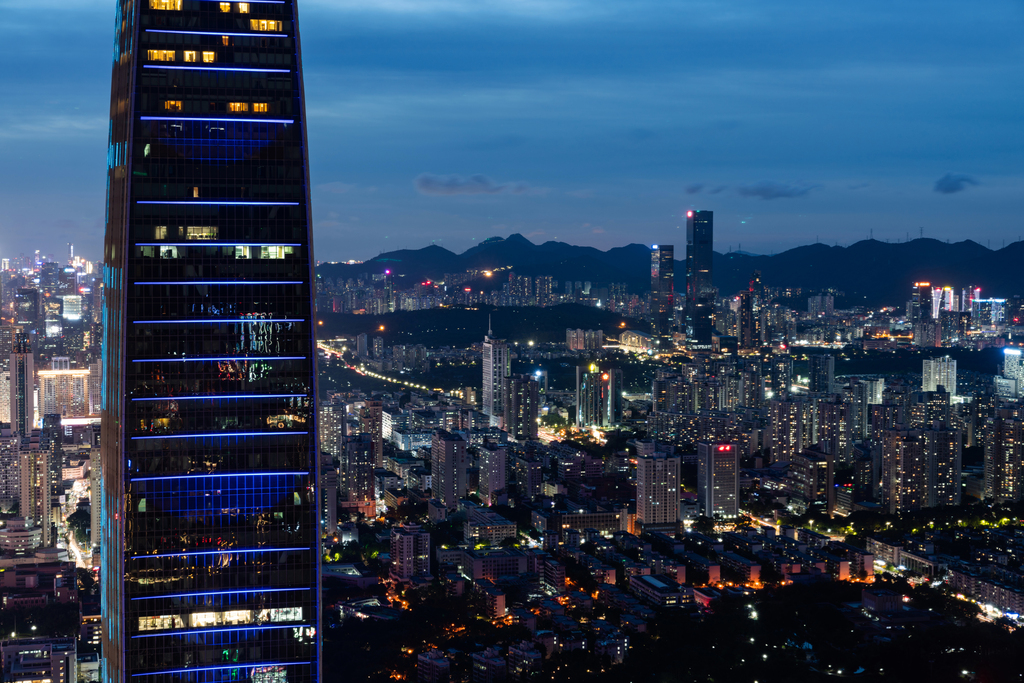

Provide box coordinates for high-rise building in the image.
[100,2,321,681]
[685,210,714,347]
[881,429,925,514]
[9,333,34,436]
[882,425,962,512]
[341,433,376,514]
[504,374,539,442]
[769,398,803,463]
[808,354,835,394]
[15,288,39,327]
[922,355,957,395]
[361,399,384,467]
[433,430,469,509]
[478,443,507,506]
[650,245,674,336]
[390,524,431,581]
[984,411,1022,502]
[789,447,833,514]
[697,442,739,520]
[38,362,90,417]
[636,452,681,526]
[575,365,623,428]
[1001,348,1024,398]
[911,282,933,322]
[19,446,51,547]
[482,326,510,426]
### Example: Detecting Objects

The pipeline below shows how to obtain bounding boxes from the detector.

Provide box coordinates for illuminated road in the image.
[66,533,88,569]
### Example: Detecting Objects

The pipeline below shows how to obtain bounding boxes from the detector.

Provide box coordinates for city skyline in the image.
[2,0,1023,262]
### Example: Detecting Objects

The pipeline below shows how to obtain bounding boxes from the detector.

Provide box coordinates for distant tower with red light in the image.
[697,442,739,519]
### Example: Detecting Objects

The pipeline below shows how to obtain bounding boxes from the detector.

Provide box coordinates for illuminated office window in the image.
[228,102,249,112]
[147,50,176,62]
[163,100,182,111]
[222,36,230,46]
[234,246,251,259]
[253,102,268,113]
[192,187,199,198]
[202,51,216,63]
[185,226,218,240]
[250,19,282,31]
[184,51,197,63]
[238,3,251,13]
[149,0,182,9]
[219,2,231,10]
[260,246,294,260]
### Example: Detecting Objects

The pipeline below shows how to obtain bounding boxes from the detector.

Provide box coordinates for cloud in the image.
[414,173,530,196]
[686,184,704,194]
[933,173,978,194]
[736,181,819,200]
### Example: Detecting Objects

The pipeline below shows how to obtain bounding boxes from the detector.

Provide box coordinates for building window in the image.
[260,246,294,260]
[234,246,251,259]
[253,102,268,113]
[238,3,250,13]
[149,0,182,9]
[202,51,216,63]
[192,187,200,198]
[222,36,231,46]
[250,19,283,31]
[183,51,197,63]
[147,50,176,62]
[185,226,218,240]
[163,100,183,111]
[228,102,249,112]
[219,1,231,10]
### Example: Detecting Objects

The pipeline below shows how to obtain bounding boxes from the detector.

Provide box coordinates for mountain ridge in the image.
[317,236,1024,306]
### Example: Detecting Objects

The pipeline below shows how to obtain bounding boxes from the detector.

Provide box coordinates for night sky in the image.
[1,0,1021,262]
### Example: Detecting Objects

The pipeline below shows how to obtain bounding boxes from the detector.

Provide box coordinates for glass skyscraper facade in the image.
[685,210,714,348]
[650,245,674,337]
[100,2,320,683]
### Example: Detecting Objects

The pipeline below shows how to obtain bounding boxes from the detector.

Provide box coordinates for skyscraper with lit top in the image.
[100,2,320,682]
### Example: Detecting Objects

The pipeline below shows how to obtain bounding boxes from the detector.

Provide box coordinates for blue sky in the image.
[0,0,1021,262]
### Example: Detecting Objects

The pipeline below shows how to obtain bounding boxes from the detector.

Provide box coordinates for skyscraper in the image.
[922,355,957,395]
[433,430,469,510]
[100,2,321,682]
[9,334,34,436]
[685,210,714,347]
[503,374,539,442]
[697,442,739,520]
[636,452,681,526]
[482,323,510,426]
[808,354,835,394]
[650,245,674,336]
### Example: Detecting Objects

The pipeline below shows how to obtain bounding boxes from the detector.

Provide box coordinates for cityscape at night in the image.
[0,1,1023,683]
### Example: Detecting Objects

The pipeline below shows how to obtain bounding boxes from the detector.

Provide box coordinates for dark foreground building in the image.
[100,2,320,682]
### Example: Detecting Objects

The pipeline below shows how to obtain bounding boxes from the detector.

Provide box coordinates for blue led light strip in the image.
[134,242,301,247]
[131,319,303,325]
[132,663,310,678]
[132,470,308,482]
[134,281,303,285]
[132,623,310,639]
[143,65,291,73]
[146,29,287,37]
[140,116,295,124]
[130,546,311,559]
[131,587,310,601]
[131,431,308,441]
[132,356,304,363]
[136,201,300,206]
[132,393,306,402]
